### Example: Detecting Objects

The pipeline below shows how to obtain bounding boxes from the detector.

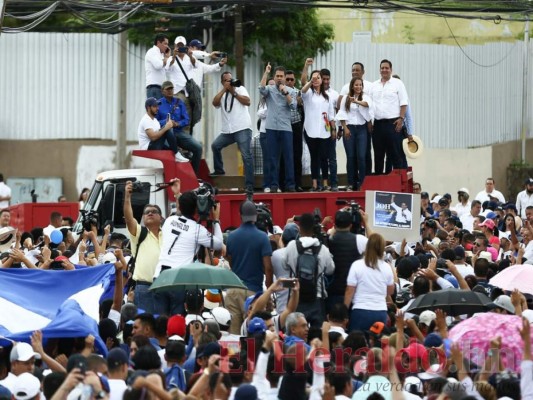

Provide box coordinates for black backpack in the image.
[126,226,149,291]
[294,240,321,303]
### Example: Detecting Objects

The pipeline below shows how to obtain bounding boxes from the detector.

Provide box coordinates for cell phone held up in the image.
[281,279,297,288]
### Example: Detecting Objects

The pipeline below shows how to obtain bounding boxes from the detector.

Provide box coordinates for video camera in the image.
[336,200,364,235]
[194,181,218,221]
[80,209,99,232]
[255,203,273,234]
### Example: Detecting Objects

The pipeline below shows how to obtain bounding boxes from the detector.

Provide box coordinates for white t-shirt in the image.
[138,114,160,150]
[0,182,11,208]
[154,216,223,277]
[301,89,335,139]
[216,86,252,134]
[346,259,394,311]
[455,263,474,278]
[109,379,127,400]
[474,189,506,204]
[453,201,471,218]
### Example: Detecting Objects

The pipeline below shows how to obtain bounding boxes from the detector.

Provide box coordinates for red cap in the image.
[54,256,68,262]
[167,315,186,337]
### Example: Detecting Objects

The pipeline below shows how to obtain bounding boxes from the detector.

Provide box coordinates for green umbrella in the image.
[149,263,246,292]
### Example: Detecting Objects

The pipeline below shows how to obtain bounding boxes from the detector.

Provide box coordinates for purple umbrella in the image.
[449,313,533,372]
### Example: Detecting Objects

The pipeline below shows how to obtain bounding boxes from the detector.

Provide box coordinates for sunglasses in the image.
[285,78,295,81]
[143,209,160,215]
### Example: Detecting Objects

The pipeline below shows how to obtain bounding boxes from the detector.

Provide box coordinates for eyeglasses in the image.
[473,243,481,246]
[164,87,174,91]
[285,78,295,81]
[143,209,160,215]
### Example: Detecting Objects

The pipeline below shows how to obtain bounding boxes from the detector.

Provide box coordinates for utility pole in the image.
[521,16,530,164]
[116,11,128,169]
[235,4,244,84]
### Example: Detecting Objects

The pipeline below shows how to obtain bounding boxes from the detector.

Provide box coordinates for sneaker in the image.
[209,171,225,177]
[346,185,353,191]
[322,186,331,192]
[331,186,339,192]
[286,187,296,193]
[309,187,318,192]
[270,187,281,193]
[175,152,190,163]
[264,188,271,193]
[296,186,304,192]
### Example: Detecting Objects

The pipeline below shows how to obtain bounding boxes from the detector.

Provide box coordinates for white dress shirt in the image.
[516,190,533,218]
[336,94,372,125]
[474,189,506,204]
[145,45,166,87]
[0,182,11,208]
[372,77,408,120]
[301,89,335,138]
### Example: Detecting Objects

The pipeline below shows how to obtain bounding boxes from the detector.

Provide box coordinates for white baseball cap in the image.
[174,36,187,45]
[10,343,40,363]
[419,310,437,326]
[13,372,40,400]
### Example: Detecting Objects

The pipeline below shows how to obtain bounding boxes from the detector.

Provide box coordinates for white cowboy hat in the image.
[0,227,17,252]
[402,135,424,159]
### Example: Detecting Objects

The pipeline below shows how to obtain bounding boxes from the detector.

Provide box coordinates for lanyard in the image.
[224,92,235,113]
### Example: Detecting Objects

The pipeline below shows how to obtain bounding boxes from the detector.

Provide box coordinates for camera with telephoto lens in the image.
[230,78,241,87]
[80,209,99,232]
[194,181,217,221]
[336,200,363,235]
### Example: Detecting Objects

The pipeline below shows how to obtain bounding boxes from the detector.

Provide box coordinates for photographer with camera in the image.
[124,181,164,314]
[153,180,223,316]
[210,72,254,194]
[282,213,334,328]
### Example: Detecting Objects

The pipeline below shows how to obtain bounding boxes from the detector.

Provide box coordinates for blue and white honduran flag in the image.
[0,264,115,355]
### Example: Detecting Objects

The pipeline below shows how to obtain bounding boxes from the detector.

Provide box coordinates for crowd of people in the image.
[140,33,414,193]
[1,173,533,400]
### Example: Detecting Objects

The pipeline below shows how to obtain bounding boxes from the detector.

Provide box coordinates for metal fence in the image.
[0,32,530,149]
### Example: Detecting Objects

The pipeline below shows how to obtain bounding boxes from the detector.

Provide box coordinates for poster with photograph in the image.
[365,190,421,242]
[374,191,413,229]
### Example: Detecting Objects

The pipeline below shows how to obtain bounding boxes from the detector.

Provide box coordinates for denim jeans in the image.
[153,289,186,316]
[211,129,254,188]
[134,283,155,314]
[266,129,295,190]
[259,132,270,189]
[327,138,338,186]
[296,299,325,329]
[343,124,368,188]
[148,130,178,153]
[175,129,203,173]
[146,86,162,100]
[349,308,388,332]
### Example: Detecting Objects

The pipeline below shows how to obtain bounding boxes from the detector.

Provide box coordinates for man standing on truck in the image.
[124,181,164,314]
[153,180,223,316]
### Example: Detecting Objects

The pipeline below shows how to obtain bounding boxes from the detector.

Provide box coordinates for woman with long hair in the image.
[478,217,500,251]
[344,233,395,332]
[336,77,372,191]
[301,70,335,191]
[78,187,90,209]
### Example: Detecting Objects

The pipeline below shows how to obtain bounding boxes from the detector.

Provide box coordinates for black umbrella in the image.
[406,289,492,316]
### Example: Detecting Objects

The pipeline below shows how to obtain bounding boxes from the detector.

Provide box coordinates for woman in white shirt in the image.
[344,233,395,332]
[336,77,372,191]
[301,70,335,192]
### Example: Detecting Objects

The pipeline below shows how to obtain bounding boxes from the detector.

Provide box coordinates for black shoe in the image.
[209,171,225,177]
[296,186,304,192]
[309,187,318,192]
[287,187,296,192]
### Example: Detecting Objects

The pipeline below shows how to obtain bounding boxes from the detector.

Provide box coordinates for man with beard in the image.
[517,178,533,219]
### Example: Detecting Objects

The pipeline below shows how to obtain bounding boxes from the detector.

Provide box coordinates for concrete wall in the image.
[1,138,532,203]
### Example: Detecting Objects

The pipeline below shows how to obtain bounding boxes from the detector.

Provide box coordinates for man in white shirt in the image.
[107,348,128,400]
[372,59,408,175]
[43,211,62,237]
[390,195,412,226]
[453,246,474,277]
[137,97,176,158]
[153,190,223,315]
[516,178,533,219]
[145,34,170,99]
[0,209,12,228]
[210,72,254,193]
[460,200,482,232]
[0,174,11,209]
[474,177,506,204]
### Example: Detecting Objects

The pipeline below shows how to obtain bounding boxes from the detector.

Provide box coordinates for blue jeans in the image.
[175,129,202,173]
[349,308,388,332]
[327,138,338,186]
[146,86,162,100]
[343,124,368,188]
[266,129,295,190]
[211,129,254,188]
[148,130,178,153]
[259,132,270,189]
[134,283,155,314]
[154,290,186,316]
